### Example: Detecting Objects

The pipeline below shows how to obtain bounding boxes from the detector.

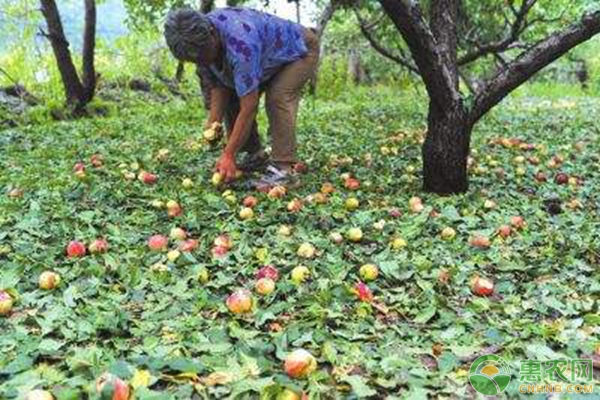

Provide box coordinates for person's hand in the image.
[215,152,238,182]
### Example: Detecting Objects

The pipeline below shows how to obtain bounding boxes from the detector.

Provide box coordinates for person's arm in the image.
[215,90,259,181]
[205,86,232,129]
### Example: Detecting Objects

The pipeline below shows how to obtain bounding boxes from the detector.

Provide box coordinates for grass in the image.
[0,85,599,399]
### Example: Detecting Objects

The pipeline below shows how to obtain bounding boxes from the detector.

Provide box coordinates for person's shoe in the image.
[238,151,269,173]
[251,165,299,190]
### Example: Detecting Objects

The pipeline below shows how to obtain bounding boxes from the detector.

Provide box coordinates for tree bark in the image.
[40,0,84,105]
[81,0,97,103]
[423,104,472,194]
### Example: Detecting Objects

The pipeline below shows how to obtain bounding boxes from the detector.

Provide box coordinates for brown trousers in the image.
[223,28,320,164]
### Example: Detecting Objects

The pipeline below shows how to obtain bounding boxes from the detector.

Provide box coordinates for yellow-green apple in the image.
[391,237,407,249]
[239,207,255,220]
[346,227,363,242]
[211,172,223,186]
[278,225,292,236]
[441,227,456,241]
[156,148,169,161]
[166,200,182,217]
[170,227,187,241]
[329,232,343,244]
[284,349,317,379]
[25,390,54,400]
[291,266,310,284]
[297,243,316,258]
[0,290,14,316]
[39,271,61,290]
[359,264,379,281]
[373,220,386,231]
[182,178,194,188]
[345,197,359,211]
[167,250,180,262]
[214,234,232,250]
[484,200,497,209]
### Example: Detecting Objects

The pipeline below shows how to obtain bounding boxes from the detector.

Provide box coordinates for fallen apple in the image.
[0,290,14,316]
[284,349,317,379]
[484,200,497,209]
[212,245,229,258]
[25,390,54,400]
[346,227,363,242]
[345,197,360,211]
[329,232,344,244]
[89,238,109,254]
[354,281,373,302]
[226,289,253,314]
[510,216,526,230]
[469,235,491,249]
[256,265,279,281]
[138,171,158,185]
[311,192,328,204]
[8,188,24,198]
[278,225,292,236]
[178,239,198,252]
[39,271,61,290]
[554,172,569,185]
[255,278,276,295]
[359,264,379,281]
[214,234,232,249]
[287,199,303,212]
[239,207,255,220]
[182,178,194,188]
[66,240,86,258]
[497,225,512,239]
[441,227,456,241]
[96,373,130,400]
[277,388,304,400]
[211,172,223,186]
[91,154,104,168]
[148,235,169,252]
[268,185,287,199]
[373,220,386,231]
[391,237,407,249]
[471,276,494,297]
[243,196,258,208]
[222,190,237,204]
[297,243,316,259]
[73,162,85,173]
[170,227,187,241]
[320,182,335,195]
[166,200,182,217]
[344,178,360,190]
[388,208,402,218]
[291,266,310,284]
[197,268,210,283]
[167,250,181,262]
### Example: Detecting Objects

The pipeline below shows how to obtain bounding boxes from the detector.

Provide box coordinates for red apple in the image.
[90,154,104,168]
[535,172,547,183]
[178,239,198,252]
[355,282,373,302]
[242,196,258,208]
[256,265,279,281]
[344,178,360,190]
[497,225,512,239]
[0,290,14,316]
[96,373,130,400]
[471,276,494,297]
[469,235,491,249]
[212,245,229,258]
[510,216,526,230]
[148,235,168,252]
[226,289,253,314]
[89,238,109,254]
[214,234,232,250]
[554,172,569,185]
[388,208,402,218]
[166,200,182,217]
[293,162,308,174]
[287,199,303,212]
[73,162,85,173]
[138,171,158,185]
[66,240,86,258]
[284,349,317,379]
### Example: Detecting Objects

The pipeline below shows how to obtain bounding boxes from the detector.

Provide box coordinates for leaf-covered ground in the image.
[1,88,599,399]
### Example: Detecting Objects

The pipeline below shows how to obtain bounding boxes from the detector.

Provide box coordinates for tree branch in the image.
[378,0,460,110]
[354,9,418,74]
[471,10,600,124]
[458,0,537,65]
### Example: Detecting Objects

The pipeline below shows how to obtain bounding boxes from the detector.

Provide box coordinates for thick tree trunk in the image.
[40,0,84,106]
[423,104,472,194]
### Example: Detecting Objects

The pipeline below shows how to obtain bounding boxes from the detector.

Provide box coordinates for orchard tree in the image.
[354,1,600,194]
[40,0,97,110]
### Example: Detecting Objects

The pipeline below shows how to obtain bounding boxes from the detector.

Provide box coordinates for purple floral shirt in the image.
[206,7,308,97]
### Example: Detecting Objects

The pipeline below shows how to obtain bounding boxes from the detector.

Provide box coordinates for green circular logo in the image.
[469,355,512,395]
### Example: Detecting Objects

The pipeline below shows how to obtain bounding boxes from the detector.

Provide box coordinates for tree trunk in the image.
[81,0,97,103]
[422,103,472,194]
[40,0,84,106]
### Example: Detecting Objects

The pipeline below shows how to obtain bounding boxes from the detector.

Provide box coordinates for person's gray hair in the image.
[164,7,213,61]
